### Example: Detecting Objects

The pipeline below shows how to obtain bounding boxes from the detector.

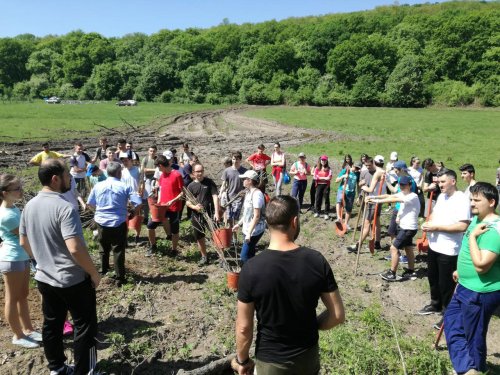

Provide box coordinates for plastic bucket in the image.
[128,215,144,232]
[212,228,233,249]
[148,197,167,222]
[227,271,240,291]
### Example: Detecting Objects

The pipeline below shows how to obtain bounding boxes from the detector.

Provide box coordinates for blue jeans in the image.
[240,232,264,264]
[291,179,307,208]
[444,284,500,373]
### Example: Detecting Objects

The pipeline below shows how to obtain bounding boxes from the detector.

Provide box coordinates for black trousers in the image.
[98,222,127,280]
[38,279,97,375]
[314,183,330,213]
[427,248,458,311]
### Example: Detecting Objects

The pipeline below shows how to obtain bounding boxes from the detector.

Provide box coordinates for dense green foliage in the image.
[0,2,498,107]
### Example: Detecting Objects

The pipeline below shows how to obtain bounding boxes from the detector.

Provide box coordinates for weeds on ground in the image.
[319,304,451,374]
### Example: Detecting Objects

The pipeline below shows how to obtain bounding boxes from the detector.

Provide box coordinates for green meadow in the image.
[0,101,220,141]
[244,106,500,185]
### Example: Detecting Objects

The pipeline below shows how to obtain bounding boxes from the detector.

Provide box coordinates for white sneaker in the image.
[27,331,42,342]
[313,213,319,218]
[324,214,329,220]
[12,335,39,348]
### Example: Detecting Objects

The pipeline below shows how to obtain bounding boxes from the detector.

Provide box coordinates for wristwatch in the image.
[235,356,250,366]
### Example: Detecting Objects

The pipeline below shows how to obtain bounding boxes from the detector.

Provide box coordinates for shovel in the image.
[416,191,434,254]
[368,174,385,254]
[352,194,365,241]
[335,167,350,236]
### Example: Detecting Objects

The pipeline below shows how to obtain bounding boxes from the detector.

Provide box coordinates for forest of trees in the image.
[0,1,498,107]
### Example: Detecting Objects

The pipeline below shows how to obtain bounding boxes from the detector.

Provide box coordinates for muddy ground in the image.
[0,106,499,374]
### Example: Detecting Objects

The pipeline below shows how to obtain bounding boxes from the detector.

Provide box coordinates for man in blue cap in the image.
[367,175,420,281]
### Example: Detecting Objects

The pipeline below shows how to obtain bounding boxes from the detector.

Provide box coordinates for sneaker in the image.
[27,331,42,342]
[50,364,75,375]
[399,255,408,264]
[401,268,417,280]
[433,317,444,330]
[380,269,397,281]
[145,245,156,257]
[63,320,74,336]
[347,243,359,253]
[418,304,442,315]
[346,225,352,231]
[198,256,208,266]
[374,241,382,250]
[324,214,329,220]
[134,235,140,245]
[12,335,39,348]
[313,213,319,218]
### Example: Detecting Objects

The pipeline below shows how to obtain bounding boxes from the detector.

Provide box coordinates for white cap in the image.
[163,150,173,159]
[239,170,259,181]
[390,151,398,161]
[298,152,306,158]
[374,155,385,163]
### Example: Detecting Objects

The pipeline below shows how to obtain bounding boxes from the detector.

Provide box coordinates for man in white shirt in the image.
[418,169,470,323]
[459,163,476,200]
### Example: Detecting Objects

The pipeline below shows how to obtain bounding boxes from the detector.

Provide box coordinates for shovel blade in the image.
[368,239,375,255]
[335,221,347,237]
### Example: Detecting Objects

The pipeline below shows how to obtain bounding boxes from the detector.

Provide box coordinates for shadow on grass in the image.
[132,272,209,285]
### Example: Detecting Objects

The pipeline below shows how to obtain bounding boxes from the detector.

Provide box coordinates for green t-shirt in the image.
[457,216,500,293]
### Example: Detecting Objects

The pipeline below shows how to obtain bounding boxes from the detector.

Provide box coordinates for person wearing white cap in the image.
[289,153,311,209]
[232,170,266,264]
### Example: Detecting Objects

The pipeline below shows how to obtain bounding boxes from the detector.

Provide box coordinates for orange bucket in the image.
[148,197,167,222]
[128,215,144,232]
[227,271,240,291]
[212,228,233,249]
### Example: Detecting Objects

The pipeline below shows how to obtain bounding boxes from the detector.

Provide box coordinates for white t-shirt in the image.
[408,167,423,186]
[241,189,266,237]
[428,191,471,256]
[396,192,420,230]
[121,167,140,192]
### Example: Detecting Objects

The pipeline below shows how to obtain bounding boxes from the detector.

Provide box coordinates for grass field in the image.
[244,106,500,187]
[0,101,221,141]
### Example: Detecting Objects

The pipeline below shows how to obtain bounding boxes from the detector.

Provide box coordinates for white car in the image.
[116,99,137,106]
[45,96,61,104]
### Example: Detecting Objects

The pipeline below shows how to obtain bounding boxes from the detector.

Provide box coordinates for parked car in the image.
[116,99,137,106]
[45,96,61,104]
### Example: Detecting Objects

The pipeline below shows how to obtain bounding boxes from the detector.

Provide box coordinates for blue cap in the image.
[394,160,408,170]
[398,175,411,185]
[86,164,99,177]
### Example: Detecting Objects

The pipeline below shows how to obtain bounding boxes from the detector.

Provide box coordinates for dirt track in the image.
[0,106,499,374]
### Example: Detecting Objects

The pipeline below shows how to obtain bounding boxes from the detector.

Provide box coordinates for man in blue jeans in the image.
[444,182,500,375]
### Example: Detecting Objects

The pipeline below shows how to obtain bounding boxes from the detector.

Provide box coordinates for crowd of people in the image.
[0,137,499,375]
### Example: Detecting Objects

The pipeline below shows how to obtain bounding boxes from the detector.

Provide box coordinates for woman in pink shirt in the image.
[270,142,286,196]
[313,155,332,219]
[289,152,311,209]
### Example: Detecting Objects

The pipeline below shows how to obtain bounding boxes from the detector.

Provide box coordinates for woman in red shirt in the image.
[313,156,332,219]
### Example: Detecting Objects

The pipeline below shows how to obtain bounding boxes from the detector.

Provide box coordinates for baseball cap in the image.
[390,152,398,161]
[320,155,328,160]
[118,151,130,159]
[86,164,99,176]
[354,161,363,169]
[298,152,306,158]
[398,175,411,185]
[394,160,408,170]
[163,150,173,159]
[374,155,384,163]
[239,170,259,181]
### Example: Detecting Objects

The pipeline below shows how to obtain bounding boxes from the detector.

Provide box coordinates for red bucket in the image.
[128,215,144,232]
[148,197,167,222]
[212,228,233,249]
[227,271,240,291]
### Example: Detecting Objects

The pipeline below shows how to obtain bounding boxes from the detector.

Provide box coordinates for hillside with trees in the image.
[0,1,498,107]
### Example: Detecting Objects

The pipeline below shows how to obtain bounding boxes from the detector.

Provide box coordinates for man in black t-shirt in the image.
[234,195,345,375]
[186,163,220,266]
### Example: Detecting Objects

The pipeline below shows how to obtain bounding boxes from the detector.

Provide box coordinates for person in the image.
[314,155,332,220]
[418,169,470,329]
[0,174,41,349]
[126,142,141,167]
[220,152,247,227]
[19,159,100,375]
[87,164,107,189]
[170,148,179,166]
[180,143,194,167]
[270,142,286,196]
[28,142,70,166]
[99,147,119,171]
[140,145,158,223]
[459,163,477,199]
[408,156,425,217]
[186,163,221,266]
[348,155,386,252]
[91,137,108,164]
[146,155,183,257]
[180,154,197,221]
[386,151,399,187]
[62,175,86,213]
[422,158,441,217]
[368,175,420,281]
[308,158,318,212]
[335,159,359,229]
[289,152,311,209]
[114,138,128,159]
[444,182,500,375]
[119,152,142,243]
[87,162,142,287]
[233,195,345,374]
[246,144,271,194]
[496,159,500,194]
[69,142,91,197]
[232,170,266,264]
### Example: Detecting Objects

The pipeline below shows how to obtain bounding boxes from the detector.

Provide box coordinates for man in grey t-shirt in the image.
[20,159,100,375]
[220,151,247,227]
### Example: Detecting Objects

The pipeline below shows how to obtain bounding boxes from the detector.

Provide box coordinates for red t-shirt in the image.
[248,153,271,171]
[158,170,184,212]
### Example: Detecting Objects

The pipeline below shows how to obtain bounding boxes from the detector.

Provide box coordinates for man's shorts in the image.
[393,227,418,250]
[255,343,320,375]
[191,214,208,240]
[365,202,382,221]
[0,260,29,274]
[387,209,399,237]
[227,198,243,220]
[147,211,180,234]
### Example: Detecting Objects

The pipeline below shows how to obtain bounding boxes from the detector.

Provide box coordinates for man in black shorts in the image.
[186,163,221,266]
[233,196,344,374]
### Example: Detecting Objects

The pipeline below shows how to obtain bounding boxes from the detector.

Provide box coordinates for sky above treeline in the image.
[0,0,457,38]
